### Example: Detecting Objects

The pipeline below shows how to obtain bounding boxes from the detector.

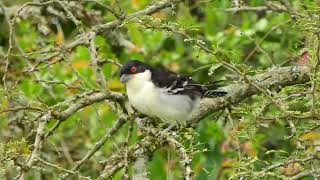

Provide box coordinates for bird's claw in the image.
[156,124,176,137]
[136,117,149,129]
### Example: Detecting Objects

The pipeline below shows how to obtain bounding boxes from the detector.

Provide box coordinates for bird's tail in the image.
[201,80,228,97]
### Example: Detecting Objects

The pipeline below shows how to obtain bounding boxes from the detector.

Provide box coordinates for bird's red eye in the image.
[130,66,137,73]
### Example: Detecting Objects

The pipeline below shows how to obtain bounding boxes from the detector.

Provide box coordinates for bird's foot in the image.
[136,117,150,129]
[156,124,176,137]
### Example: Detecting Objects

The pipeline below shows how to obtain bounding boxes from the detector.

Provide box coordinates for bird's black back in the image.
[150,67,227,99]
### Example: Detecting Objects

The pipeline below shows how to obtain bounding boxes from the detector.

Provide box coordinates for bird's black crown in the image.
[120,60,151,76]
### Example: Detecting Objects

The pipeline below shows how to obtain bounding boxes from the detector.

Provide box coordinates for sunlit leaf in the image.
[300,131,320,141]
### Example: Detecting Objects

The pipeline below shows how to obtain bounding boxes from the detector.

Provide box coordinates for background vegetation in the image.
[0,0,320,179]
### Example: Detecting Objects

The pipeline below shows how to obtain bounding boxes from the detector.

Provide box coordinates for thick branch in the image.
[190,65,310,125]
[53,91,123,120]
[132,153,150,180]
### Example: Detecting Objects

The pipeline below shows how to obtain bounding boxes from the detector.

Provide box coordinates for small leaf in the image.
[300,131,320,141]
[296,51,310,65]
[221,158,235,168]
[279,163,302,176]
[108,80,124,91]
[72,60,89,69]
[241,141,257,157]
[55,28,64,47]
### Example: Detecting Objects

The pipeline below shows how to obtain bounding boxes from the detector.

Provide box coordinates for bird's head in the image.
[120,60,152,83]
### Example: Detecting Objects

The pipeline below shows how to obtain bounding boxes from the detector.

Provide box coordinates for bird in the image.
[120,60,227,124]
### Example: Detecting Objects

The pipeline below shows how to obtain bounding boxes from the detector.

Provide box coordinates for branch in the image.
[132,153,150,180]
[18,112,52,180]
[224,6,285,13]
[88,32,108,89]
[93,0,183,32]
[224,2,287,13]
[53,91,123,120]
[190,65,310,125]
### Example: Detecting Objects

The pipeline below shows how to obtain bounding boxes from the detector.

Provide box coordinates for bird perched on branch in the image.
[120,60,227,124]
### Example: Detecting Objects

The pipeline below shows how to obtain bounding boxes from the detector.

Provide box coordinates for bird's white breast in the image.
[126,70,200,123]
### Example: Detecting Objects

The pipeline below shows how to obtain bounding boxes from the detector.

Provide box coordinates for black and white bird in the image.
[120,60,227,123]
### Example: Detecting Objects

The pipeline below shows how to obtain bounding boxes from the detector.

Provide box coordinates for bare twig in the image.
[0,106,43,113]
[123,119,135,180]
[98,58,122,68]
[289,170,318,180]
[36,158,77,174]
[224,5,286,13]
[244,20,290,63]
[0,2,14,90]
[88,32,107,89]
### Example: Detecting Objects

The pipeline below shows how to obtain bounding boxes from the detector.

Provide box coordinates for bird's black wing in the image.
[150,67,227,98]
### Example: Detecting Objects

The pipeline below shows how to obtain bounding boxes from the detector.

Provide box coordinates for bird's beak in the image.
[120,74,130,83]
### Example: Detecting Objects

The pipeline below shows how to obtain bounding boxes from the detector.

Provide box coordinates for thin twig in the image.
[36,158,77,174]
[258,154,318,174]
[123,119,134,180]
[88,32,108,89]
[1,3,14,90]
[244,20,290,63]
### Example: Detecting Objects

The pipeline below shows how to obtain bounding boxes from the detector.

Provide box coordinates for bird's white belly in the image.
[126,81,199,123]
